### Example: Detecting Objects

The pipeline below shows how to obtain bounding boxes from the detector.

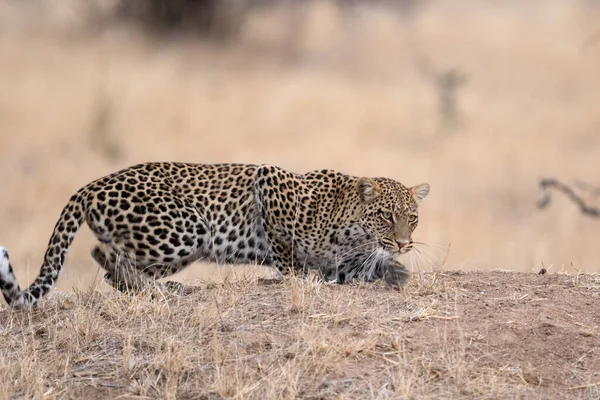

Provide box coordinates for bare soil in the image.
[1,270,598,399]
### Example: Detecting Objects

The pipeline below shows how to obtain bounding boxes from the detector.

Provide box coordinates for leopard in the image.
[0,162,430,310]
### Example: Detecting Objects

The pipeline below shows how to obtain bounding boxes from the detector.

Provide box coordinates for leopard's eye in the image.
[381,211,393,221]
[408,214,418,223]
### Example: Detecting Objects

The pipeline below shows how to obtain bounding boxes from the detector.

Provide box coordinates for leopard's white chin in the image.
[379,245,398,257]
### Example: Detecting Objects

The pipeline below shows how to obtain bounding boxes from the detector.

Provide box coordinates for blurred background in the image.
[0,0,599,290]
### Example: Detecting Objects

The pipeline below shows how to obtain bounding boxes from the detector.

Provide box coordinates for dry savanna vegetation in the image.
[0,0,599,398]
[2,271,599,399]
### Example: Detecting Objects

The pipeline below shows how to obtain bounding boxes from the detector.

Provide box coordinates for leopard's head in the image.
[356,177,429,254]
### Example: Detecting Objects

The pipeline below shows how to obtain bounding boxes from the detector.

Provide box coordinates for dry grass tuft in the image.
[1,271,598,399]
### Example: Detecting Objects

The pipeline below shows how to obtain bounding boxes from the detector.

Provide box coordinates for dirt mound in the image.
[1,271,598,399]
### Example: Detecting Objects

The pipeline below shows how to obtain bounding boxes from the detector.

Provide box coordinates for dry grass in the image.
[1,271,598,399]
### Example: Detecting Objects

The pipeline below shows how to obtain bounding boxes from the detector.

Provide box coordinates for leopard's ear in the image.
[410,183,430,205]
[356,177,381,203]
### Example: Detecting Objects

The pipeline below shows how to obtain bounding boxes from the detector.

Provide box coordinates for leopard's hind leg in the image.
[91,244,192,295]
[91,244,155,294]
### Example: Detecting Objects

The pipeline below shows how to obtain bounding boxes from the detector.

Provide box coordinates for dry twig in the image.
[537,178,600,218]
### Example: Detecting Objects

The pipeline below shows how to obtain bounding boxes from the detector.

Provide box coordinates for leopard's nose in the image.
[396,240,410,249]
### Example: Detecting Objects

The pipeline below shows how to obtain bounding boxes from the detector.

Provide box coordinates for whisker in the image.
[413,241,451,253]
[364,250,378,276]
[412,247,437,271]
[410,248,428,272]
[412,246,442,265]
[337,240,380,260]
[360,249,379,281]
[413,240,446,247]
[407,251,420,276]
[365,255,376,281]
[410,251,426,282]
[371,249,385,279]
[413,241,449,250]
[413,243,450,263]
[411,249,434,277]
[414,243,452,272]
[419,247,441,269]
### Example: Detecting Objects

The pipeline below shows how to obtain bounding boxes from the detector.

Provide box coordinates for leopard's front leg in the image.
[328,253,410,288]
[261,223,309,279]
[378,258,410,288]
[268,239,309,278]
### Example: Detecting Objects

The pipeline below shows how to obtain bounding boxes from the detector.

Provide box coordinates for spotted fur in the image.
[0,162,429,309]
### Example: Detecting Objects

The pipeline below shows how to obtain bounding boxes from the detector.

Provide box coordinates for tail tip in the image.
[0,246,9,275]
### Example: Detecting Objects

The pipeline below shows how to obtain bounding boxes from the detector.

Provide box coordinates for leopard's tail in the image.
[0,188,88,310]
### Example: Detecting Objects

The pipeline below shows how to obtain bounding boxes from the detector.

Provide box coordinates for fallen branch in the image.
[537,178,600,218]
[574,180,600,198]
